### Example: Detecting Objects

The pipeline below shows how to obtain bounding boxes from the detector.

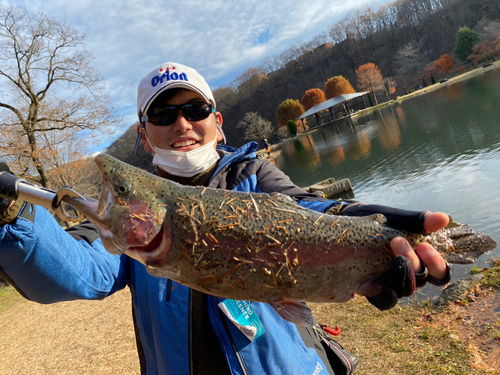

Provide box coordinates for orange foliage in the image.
[324,76,355,99]
[301,88,326,111]
[275,99,305,128]
[457,66,465,74]
[468,33,500,64]
[355,63,384,104]
[427,53,456,74]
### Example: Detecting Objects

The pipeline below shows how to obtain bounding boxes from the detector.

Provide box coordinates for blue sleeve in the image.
[252,160,339,213]
[297,199,338,213]
[0,206,128,303]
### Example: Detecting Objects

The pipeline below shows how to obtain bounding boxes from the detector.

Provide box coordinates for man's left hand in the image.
[391,212,449,282]
[366,212,452,310]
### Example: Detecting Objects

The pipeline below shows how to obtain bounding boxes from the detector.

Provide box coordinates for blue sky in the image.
[5,0,383,150]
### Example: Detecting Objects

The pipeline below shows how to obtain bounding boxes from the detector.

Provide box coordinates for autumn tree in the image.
[427,54,456,74]
[0,5,120,188]
[324,76,355,100]
[453,26,480,62]
[275,99,305,128]
[356,63,384,105]
[468,33,500,64]
[301,89,326,111]
[236,112,276,142]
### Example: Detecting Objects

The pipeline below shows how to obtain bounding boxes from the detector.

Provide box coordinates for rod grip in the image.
[0,168,24,201]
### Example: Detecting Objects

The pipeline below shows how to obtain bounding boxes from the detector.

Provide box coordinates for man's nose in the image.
[171,110,192,132]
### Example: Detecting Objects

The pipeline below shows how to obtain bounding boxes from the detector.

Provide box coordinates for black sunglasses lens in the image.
[183,103,212,121]
[149,102,212,126]
[149,109,177,126]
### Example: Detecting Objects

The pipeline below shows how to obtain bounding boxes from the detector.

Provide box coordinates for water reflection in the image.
[376,108,402,152]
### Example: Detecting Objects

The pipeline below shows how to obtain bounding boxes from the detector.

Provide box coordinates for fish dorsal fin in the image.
[267,192,312,213]
[269,299,314,326]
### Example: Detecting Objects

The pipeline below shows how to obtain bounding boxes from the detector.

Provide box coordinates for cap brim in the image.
[142,82,214,114]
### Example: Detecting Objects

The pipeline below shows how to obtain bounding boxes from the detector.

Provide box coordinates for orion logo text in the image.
[151,68,188,87]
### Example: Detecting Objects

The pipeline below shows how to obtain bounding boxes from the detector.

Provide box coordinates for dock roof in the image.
[295,92,369,121]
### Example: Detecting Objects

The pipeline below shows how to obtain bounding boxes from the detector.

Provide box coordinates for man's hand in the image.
[366,212,453,310]
[391,212,449,282]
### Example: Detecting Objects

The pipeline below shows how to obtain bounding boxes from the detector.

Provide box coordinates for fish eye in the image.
[117,181,132,195]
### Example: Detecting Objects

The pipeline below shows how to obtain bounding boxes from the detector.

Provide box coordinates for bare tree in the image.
[0,5,120,188]
[236,112,276,142]
[394,40,429,87]
[475,17,500,42]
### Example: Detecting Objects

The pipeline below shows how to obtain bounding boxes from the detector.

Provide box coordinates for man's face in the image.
[141,89,223,153]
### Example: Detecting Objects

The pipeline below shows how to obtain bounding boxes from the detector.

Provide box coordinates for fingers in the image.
[391,237,422,273]
[423,212,449,233]
[391,238,448,282]
[415,242,448,281]
[390,211,450,287]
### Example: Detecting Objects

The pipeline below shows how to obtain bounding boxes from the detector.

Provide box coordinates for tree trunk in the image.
[25,125,50,188]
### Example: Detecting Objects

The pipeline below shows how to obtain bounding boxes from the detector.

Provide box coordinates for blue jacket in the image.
[0,142,342,375]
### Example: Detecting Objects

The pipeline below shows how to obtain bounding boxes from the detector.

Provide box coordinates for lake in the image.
[273,67,500,287]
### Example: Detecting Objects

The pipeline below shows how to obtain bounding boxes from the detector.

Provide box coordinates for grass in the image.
[310,298,478,375]
[479,258,500,289]
[309,259,500,374]
[0,285,26,314]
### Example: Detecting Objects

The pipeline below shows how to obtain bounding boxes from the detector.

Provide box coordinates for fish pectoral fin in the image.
[146,264,181,279]
[269,299,314,326]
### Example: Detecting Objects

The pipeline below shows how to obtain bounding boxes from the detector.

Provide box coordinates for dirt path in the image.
[0,289,139,375]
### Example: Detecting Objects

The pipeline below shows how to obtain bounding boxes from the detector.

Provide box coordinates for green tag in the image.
[218,300,265,342]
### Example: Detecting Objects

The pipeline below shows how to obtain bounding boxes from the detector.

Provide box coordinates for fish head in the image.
[63,154,172,266]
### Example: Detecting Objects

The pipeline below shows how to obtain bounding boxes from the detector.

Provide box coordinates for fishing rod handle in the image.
[0,168,57,211]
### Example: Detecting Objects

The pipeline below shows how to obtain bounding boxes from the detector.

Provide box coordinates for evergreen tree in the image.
[453,26,480,62]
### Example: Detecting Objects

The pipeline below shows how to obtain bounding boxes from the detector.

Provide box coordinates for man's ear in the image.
[215,112,223,127]
[215,112,225,144]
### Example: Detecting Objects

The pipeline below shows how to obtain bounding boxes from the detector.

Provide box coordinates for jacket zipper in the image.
[215,297,249,375]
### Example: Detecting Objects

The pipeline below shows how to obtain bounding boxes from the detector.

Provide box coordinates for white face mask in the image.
[144,131,220,177]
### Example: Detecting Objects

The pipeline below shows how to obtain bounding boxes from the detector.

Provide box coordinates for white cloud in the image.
[7,0,381,149]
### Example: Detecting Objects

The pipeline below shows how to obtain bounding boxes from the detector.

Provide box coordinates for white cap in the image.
[137,62,216,118]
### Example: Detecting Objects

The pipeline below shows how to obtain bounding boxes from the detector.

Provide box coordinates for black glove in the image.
[0,163,27,224]
[0,163,14,213]
[366,256,416,310]
[337,203,429,310]
[340,203,429,233]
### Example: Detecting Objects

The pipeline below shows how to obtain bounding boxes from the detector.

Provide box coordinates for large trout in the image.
[63,154,496,325]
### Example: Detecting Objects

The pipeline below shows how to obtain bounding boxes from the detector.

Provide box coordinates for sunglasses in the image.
[146,101,214,126]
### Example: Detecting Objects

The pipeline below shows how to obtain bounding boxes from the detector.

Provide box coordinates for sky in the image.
[5,0,384,151]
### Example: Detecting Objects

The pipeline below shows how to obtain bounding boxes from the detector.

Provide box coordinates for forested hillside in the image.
[107,0,499,157]
[213,0,500,146]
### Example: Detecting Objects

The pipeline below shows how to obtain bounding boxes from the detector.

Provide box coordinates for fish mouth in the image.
[125,221,173,267]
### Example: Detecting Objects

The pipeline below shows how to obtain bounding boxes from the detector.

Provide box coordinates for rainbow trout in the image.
[63,154,496,325]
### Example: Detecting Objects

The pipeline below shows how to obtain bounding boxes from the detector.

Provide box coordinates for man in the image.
[0,62,450,375]
[263,138,271,157]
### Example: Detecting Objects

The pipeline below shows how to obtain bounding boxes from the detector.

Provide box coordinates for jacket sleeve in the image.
[0,205,128,304]
[254,160,341,213]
